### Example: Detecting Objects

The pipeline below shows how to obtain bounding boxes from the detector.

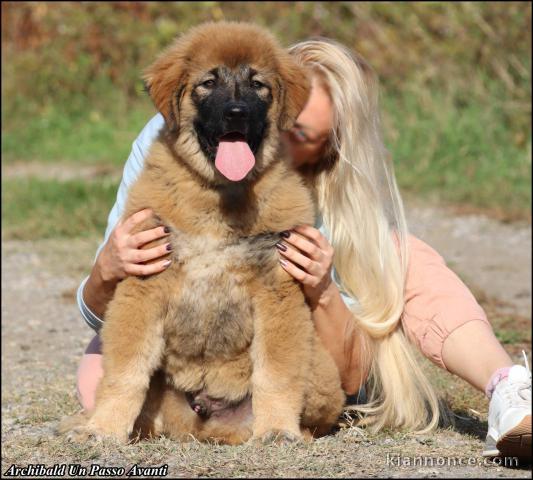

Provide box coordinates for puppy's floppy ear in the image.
[277,55,312,131]
[143,38,190,132]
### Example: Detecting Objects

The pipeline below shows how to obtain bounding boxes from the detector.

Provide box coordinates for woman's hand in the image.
[97,208,173,283]
[275,224,336,309]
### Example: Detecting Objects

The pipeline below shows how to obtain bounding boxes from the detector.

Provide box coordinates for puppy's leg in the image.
[65,280,166,444]
[249,283,314,443]
[301,336,345,437]
[131,369,168,441]
[158,388,203,442]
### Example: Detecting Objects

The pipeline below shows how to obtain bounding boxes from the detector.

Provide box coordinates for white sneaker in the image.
[482,351,532,460]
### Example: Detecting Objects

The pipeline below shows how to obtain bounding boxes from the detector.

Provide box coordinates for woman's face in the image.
[281,76,334,168]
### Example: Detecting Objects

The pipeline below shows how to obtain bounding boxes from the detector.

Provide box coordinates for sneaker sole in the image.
[481,434,499,458]
[496,414,531,460]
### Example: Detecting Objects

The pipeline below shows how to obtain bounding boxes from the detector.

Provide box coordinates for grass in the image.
[495,329,526,345]
[383,87,531,220]
[1,101,155,167]
[1,177,119,240]
[2,315,529,476]
[0,374,516,476]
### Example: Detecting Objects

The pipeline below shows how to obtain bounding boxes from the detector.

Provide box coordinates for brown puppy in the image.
[59,21,345,445]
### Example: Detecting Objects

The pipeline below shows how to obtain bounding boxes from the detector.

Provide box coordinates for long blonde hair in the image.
[288,38,441,434]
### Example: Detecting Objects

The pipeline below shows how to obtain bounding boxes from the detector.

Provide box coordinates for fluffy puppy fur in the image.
[59,21,345,445]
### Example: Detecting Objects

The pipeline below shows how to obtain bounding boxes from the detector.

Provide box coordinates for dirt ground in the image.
[1,190,531,477]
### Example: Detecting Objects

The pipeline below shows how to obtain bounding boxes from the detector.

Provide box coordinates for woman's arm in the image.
[81,208,172,320]
[276,224,372,395]
[311,282,372,395]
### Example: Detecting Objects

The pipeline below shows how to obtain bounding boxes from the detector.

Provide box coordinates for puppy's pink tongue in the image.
[215,139,255,181]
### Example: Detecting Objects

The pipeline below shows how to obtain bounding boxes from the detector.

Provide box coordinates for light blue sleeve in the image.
[77,113,166,332]
[94,113,166,260]
[314,213,360,310]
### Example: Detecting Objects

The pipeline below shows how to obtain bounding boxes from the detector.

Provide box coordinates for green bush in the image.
[2,2,530,120]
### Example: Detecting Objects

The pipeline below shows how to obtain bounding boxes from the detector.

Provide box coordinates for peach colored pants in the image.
[76,235,492,411]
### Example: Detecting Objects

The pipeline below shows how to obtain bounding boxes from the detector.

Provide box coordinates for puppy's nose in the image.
[224,102,248,120]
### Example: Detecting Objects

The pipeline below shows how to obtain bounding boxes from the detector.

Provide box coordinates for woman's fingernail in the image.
[164,226,171,233]
[166,243,172,251]
[164,260,172,268]
[279,259,287,267]
[280,230,291,238]
[275,242,287,252]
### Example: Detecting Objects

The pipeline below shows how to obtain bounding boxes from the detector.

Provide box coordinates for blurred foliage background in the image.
[1,1,531,239]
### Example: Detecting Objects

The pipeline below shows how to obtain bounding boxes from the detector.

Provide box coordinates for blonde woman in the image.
[76,37,531,460]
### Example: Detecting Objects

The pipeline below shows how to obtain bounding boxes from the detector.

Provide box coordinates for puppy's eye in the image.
[251,80,265,89]
[201,79,216,88]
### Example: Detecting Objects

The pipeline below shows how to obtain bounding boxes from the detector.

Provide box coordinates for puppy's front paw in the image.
[59,414,129,445]
[56,411,89,436]
[254,429,303,445]
[64,425,103,444]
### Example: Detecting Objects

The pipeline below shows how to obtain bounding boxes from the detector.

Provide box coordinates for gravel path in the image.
[1,198,531,478]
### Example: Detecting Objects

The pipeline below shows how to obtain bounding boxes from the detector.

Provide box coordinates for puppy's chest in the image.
[164,232,279,358]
